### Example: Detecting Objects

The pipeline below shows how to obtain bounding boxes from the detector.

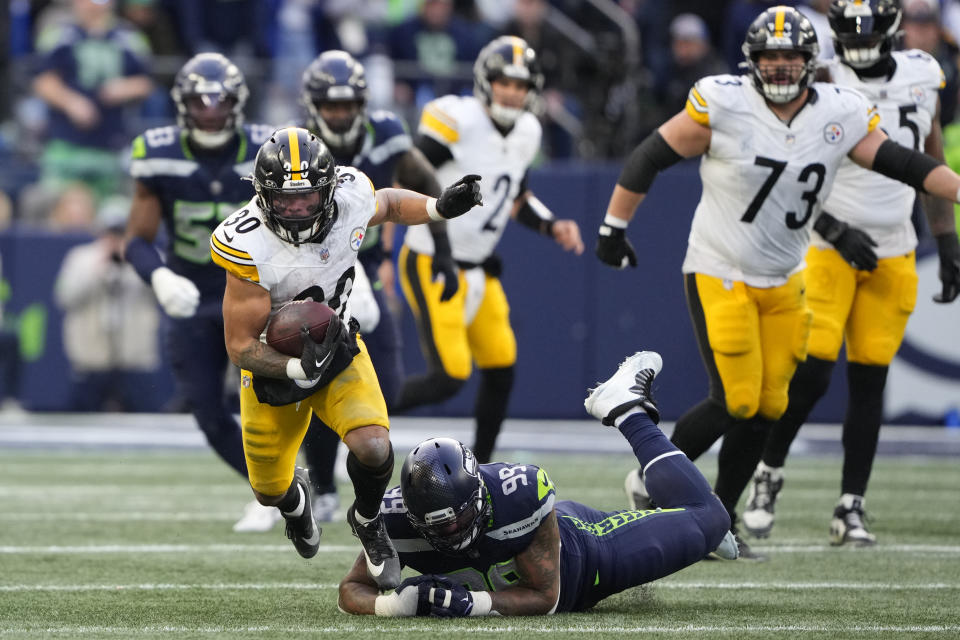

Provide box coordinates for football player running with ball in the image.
[339,350,737,617]
[396,36,584,464]
[123,53,278,532]
[742,0,960,546]
[209,127,481,590]
[596,5,960,558]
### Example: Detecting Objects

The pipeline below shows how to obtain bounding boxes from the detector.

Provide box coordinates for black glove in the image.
[430,227,459,301]
[299,313,343,379]
[596,224,637,269]
[436,174,483,219]
[814,212,877,271]
[397,575,475,617]
[934,232,960,303]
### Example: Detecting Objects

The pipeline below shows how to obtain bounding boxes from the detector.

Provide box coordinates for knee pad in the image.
[706,300,757,356]
[725,385,759,420]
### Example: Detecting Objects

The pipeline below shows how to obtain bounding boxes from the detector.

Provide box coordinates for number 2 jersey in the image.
[819,50,944,257]
[208,166,377,322]
[682,75,879,287]
[402,95,541,264]
[129,124,272,314]
[380,462,646,613]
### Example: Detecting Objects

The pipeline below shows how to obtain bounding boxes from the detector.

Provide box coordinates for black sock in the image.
[841,363,888,496]
[714,416,772,526]
[473,366,514,463]
[347,445,394,520]
[302,419,340,495]
[276,478,304,516]
[670,398,733,462]
[394,371,464,412]
[763,356,835,467]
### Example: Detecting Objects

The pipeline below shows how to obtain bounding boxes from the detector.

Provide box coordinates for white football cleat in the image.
[233,499,282,533]
[585,351,662,425]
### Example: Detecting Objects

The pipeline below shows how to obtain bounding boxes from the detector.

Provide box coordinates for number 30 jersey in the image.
[402,95,541,263]
[682,75,878,287]
[819,50,944,257]
[209,166,377,321]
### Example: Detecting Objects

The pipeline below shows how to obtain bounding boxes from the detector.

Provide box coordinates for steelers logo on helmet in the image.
[253,127,338,247]
[828,0,902,70]
[401,438,491,555]
[474,35,545,128]
[171,52,249,149]
[300,50,369,156]
[742,6,820,103]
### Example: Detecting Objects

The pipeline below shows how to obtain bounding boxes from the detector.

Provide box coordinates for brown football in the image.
[265,300,336,357]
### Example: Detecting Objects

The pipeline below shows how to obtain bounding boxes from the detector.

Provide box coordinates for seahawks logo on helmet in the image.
[171,53,249,149]
[300,50,369,156]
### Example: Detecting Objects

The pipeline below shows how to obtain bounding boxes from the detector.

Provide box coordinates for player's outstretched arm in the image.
[597,110,709,269]
[512,191,585,255]
[487,508,562,616]
[339,552,392,615]
[370,175,483,227]
[851,126,960,301]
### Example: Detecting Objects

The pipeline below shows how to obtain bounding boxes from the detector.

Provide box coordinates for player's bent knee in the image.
[758,392,788,421]
[343,425,392,466]
[724,387,758,420]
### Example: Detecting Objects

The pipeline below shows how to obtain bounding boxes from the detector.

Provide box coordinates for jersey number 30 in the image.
[742,156,826,229]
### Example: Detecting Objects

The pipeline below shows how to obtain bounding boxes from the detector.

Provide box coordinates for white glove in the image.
[151,266,200,318]
[349,266,381,333]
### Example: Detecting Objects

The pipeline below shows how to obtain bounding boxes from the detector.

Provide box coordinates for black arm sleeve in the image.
[872,139,944,193]
[617,130,684,194]
[415,135,454,169]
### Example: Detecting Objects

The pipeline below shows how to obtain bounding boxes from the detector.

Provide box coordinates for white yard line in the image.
[0,624,957,635]
[1,581,956,593]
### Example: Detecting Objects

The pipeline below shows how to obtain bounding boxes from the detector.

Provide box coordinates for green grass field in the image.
[1,446,958,639]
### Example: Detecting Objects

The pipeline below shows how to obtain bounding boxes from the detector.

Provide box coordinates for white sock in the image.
[352,509,377,525]
[757,461,783,481]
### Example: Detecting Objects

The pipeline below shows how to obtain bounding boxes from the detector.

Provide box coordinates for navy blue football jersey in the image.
[129,124,273,313]
[382,462,556,594]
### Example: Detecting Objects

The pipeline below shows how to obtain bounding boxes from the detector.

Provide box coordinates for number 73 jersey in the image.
[682,75,878,287]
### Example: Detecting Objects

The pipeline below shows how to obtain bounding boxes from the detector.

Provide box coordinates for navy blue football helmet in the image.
[171,53,248,149]
[401,438,490,554]
[742,6,820,103]
[829,0,902,69]
[300,50,369,155]
[253,127,338,246]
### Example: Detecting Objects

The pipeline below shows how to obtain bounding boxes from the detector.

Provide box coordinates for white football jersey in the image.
[819,50,944,257]
[210,166,377,323]
[403,95,541,263]
[682,74,879,287]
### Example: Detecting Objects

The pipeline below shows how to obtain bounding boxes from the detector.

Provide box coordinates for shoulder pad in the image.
[686,75,748,126]
[419,95,465,145]
[134,126,182,155]
[243,123,275,146]
[898,49,946,89]
[210,206,263,284]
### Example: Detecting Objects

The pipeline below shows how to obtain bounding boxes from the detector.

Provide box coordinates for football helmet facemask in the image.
[301,50,369,156]
[829,0,902,69]
[253,127,337,246]
[474,35,544,128]
[401,438,490,555]
[742,6,820,103]
[171,53,248,149]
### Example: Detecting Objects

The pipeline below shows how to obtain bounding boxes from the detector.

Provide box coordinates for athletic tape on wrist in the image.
[426,197,443,222]
[603,213,629,229]
[286,358,308,380]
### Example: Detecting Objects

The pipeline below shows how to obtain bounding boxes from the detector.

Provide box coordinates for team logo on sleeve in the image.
[910,86,926,103]
[350,227,365,251]
[823,123,844,144]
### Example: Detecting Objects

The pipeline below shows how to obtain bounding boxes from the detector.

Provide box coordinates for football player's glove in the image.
[934,232,960,303]
[814,212,877,271]
[436,175,483,219]
[299,314,343,380]
[596,224,637,269]
[150,267,200,318]
[430,227,459,302]
[398,575,476,618]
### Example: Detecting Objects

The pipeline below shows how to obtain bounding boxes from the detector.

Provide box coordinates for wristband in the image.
[374,590,417,617]
[426,197,443,222]
[286,358,307,380]
[468,590,493,616]
[603,213,629,229]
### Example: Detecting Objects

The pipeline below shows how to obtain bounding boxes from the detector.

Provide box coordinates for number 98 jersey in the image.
[381,462,556,595]
[682,75,878,287]
[820,50,943,257]
[402,95,541,264]
[209,166,376,321]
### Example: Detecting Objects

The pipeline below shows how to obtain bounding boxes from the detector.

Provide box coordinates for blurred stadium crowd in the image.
[1,0,960,412]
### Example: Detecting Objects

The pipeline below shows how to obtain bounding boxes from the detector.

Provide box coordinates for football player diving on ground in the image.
[338,351,737,617]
